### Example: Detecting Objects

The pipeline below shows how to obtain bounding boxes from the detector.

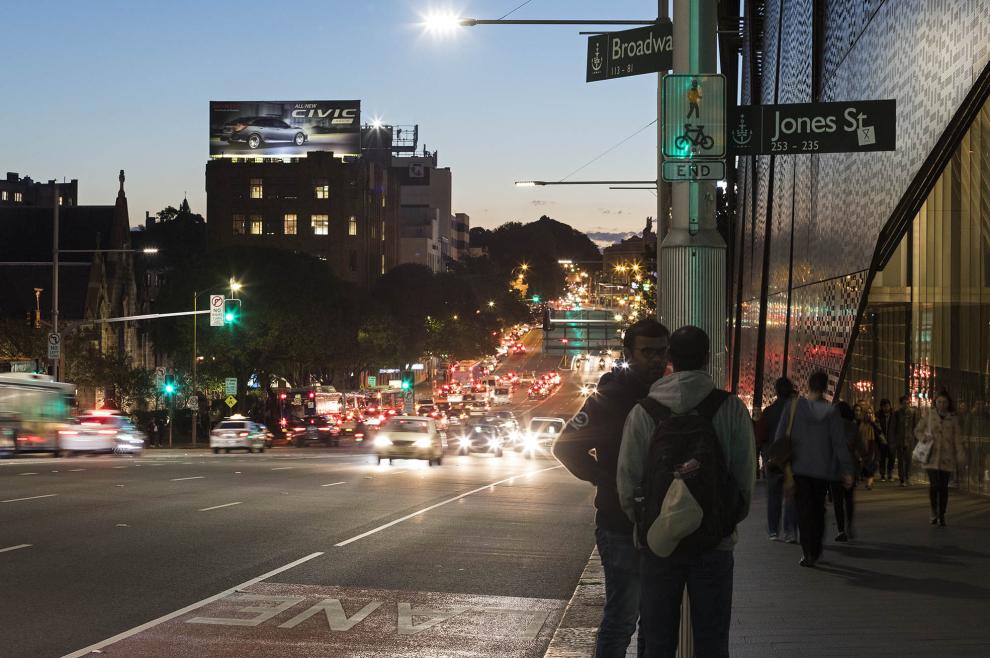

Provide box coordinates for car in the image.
[288,415,340,447]
[521,417,566,458]
[492,386,511,405]
[455,421,506,457]
[57,410,146,456]
[221,116,307,149]
[580,382,598,396]
[512,343,527,355]
[373,416,445,465]
[210,418,267,453]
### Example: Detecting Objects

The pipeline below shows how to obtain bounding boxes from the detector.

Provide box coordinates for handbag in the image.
[912,439,933,465]
[767,398,798,471]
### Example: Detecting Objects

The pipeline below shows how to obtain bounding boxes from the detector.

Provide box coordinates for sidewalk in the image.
[547,480,990,657]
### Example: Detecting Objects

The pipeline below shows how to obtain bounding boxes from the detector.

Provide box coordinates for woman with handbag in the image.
[830,401,863,541]
[916,391,964,526]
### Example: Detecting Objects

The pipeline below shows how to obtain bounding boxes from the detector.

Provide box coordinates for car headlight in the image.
[524,433,539,449]
[459,437,470,447]
[413,437,432,448]
[373,436,393,448]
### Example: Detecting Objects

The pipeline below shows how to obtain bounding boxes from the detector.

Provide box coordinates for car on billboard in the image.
[220,117,307,149]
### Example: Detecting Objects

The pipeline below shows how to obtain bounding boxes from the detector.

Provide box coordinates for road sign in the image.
[403,391,414,415]
[728,100,896,155]
[662,74,726,158]
[586,22,672,82]
[662,160,726,182]
[367,375,377,388]
[224,378,237,395]
[225,395,237,408]
[47,333,61,360]
[186,396,199,411]
[209,295,225,327]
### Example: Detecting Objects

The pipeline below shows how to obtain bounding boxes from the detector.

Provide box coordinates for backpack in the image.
[635,389,742,557]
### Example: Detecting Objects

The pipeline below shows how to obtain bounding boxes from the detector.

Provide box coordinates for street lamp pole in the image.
[52,184,59,381]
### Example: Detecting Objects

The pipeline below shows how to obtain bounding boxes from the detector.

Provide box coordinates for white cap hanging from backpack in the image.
[647,478,704,557]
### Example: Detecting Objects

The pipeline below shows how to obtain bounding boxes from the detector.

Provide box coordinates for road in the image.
[0,332,598,657]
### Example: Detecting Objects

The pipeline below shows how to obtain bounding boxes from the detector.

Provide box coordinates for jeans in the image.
[829,481,854,534]
[878,443,893,478]
[926,469,951,519]
[794,475,829,560]
[894,445,912,483]
[766,469,797,537]
[640,548,734,658]
[595,526,645,658]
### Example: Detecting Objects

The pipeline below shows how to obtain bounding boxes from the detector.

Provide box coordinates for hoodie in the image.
[774,397,854,480]
[551,367,651,534]
[616,370,756,550]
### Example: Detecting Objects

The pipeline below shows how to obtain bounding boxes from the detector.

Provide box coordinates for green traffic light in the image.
[532,295,541,303]
[225,312,235,322]
[401,380,411,391]
[164,383,175,395]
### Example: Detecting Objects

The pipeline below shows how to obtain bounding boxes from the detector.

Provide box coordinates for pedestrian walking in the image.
[855,404,880,489]
[914,391,965,527]
[774,371,854,567]
[617,325,755,658]
[876,399,894,481]
[890,395,915,486]
[552,318,670,658]
[755,378,798,542]
[830,401,862,541]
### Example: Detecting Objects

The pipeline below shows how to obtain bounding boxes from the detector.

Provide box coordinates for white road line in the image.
[59,551,324,658]
[198,502,242,512]
[0,544,31,554]
[170,476,204,481]
[112,466,128,469]
[321,481,346,487]
[335,464,562,547]
[18,472,39,476]
[1,494,58,503]
[68,468,86,472]
[271,466,294,470]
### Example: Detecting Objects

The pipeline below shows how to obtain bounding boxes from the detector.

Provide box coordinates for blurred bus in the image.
[0,373,76,455]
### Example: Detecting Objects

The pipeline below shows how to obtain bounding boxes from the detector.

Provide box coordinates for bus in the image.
[0,373,76,455]
[450,360,483,387]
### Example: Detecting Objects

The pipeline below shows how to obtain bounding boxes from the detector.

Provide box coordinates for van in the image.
[492,387,511,405]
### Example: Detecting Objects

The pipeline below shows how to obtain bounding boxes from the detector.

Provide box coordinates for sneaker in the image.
[938,517,947,527]
[799,556,816,568]
[880,476,887,482]
[768,533,779,541]
[930,516,938,525]
[783,534,798,544]
[834,532,848,542]
[899,482,907,487]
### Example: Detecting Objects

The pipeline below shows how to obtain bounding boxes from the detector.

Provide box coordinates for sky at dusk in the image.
[2,0,666,240]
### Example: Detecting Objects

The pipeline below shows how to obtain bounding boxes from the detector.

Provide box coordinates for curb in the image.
[543,548,603,658]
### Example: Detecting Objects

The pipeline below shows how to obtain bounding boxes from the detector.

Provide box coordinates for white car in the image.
[373,416,445,466]
[492,387,511,405]
[210,418,267,453]
[58,411,146,456]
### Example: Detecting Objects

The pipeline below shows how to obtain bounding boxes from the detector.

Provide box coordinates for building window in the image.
[381,254,385,275]
[284,214,297,235]
[348,216,358,236]
[315,180,329,199]
[1,191,7,201]
[250,178,263,199]
[312,214,329,235]
[14,192,23,203]
[249,215,263,235]
[232,214,246,235]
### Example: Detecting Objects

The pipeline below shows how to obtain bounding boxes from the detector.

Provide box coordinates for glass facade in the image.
[845,97,990,494]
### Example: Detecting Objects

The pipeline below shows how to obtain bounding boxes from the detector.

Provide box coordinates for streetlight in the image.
[487,300,496,308]
[191,277,241,445]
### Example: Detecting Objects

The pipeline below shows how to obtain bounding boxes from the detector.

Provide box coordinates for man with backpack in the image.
[617,325,755,658]
[552,318,670,658]
[774,371,854,567]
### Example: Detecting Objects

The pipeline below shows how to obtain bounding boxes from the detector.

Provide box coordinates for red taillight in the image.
[355,432,365,439]
[238,431,249,437]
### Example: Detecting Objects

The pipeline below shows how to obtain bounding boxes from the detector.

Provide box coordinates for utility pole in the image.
[51,183,59,381]
[659,0,726,384]
[192,291,198,446]
[656,0,669,321]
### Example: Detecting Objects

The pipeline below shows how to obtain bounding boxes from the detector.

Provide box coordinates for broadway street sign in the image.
[728,100,896,155]
[586,22,672,82]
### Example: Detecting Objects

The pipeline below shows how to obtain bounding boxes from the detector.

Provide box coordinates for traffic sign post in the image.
[209,295,225,327]
[47,333,61,361]
[728,99,896,155]
[662,74,726,158]
[662,160,725,182]
[586,22,672,83]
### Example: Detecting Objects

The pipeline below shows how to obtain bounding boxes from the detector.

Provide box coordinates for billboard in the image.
[209,100,361,158]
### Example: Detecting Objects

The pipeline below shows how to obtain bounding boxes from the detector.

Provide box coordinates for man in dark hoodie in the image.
[552,318,670,658]
[775,371,854,567]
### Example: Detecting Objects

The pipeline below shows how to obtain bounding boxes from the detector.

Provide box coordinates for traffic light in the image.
[163,376,176,396]
[224,298,241,324]
[401,371,413,391]
[532,295,541,303]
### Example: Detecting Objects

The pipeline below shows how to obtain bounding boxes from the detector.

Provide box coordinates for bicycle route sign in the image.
[586,22,672,83]
[662,74,726,158]
[727,99,896,155]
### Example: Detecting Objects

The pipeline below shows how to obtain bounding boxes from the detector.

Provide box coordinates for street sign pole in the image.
[656,0,669,323]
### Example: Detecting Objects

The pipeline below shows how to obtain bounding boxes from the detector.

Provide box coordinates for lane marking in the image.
[335,465,562,547]
[0,543,32,554]
[271,466,294,471]
[59,551,325,658]
[68,468,86,472]
[112,466,128,469]
[198,502,242,512]
[19,472,39,476]
[170,476,205,481]
[2,493,58,503]
[321,482,346,487]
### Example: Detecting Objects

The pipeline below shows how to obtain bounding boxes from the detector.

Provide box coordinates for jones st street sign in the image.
[586,22,672,82]
[728,100,896,155]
